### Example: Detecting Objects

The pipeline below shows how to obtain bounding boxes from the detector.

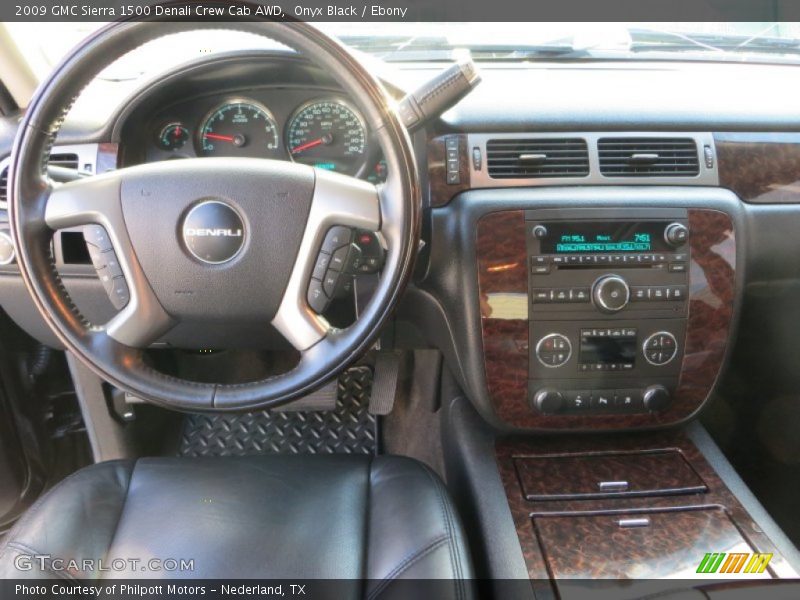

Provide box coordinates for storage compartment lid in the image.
[514,449,706,500]
[534,508,771,598]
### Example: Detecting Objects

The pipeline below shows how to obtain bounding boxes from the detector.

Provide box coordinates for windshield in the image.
[5,21,800,82]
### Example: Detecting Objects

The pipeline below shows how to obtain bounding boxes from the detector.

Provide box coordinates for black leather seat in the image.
[0,455,473,593]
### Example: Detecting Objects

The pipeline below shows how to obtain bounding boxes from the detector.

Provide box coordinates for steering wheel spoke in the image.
[272,168,381,352]
[44,173,175,347]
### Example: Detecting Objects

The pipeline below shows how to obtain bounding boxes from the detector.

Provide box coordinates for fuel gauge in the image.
[157,123,190,151]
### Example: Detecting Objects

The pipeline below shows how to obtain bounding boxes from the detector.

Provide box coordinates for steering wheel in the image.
[8,20,420,411]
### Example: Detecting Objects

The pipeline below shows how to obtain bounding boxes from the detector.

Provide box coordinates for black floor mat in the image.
[178,366,376,457]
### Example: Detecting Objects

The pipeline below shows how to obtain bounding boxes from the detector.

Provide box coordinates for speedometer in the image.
[286,98,367,176]
[198,99,280,158]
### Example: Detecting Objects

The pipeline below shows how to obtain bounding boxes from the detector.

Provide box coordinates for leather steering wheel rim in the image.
[8,19,420,411]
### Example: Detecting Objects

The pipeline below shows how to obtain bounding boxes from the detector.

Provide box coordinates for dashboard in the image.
[4,52,800,433]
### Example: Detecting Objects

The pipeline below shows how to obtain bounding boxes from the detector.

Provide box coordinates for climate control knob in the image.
[592,275,630,313]
[664,222,689,247]
[643,385,672,412]
[532,388,564,415]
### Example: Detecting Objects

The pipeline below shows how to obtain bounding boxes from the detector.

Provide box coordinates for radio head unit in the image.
[526,210,691,417]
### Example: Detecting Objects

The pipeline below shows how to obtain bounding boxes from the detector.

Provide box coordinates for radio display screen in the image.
[540,222,670,254]
[580,333,637,365]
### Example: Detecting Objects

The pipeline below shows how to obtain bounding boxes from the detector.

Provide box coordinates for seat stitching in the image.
[419,463,463,598]
[5,542,79,581]
[366,535,449,600]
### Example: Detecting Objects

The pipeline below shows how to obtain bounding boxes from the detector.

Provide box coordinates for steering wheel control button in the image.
[312,252,332,280]
[83,224,113,252]
[323,269,340,297]
[109,277,130,310]
[0,230,16,265]
[353,230,385,274]
[592,274,630,313]
[181,200,245,265]
[321,226,353,254]
[643,332,679,366]
[536,333,572,368]
[307,278,329,314]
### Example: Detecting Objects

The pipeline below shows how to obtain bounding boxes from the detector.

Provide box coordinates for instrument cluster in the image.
[144,89,386,182]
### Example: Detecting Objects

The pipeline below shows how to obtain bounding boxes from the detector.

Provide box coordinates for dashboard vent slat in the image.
[0,167,7,205]
[598,137,699,177]
[0,153,81,204]
[47,153,79,170]
[486,138,589,179]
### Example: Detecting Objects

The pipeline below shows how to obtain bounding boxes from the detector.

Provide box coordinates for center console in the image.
[526,209,690,416]
[476,205,737,431]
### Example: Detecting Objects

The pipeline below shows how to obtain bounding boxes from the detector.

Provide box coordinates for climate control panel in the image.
[532,384,671,415]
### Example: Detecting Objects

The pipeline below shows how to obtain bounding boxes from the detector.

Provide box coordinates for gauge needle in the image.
[291,133,333,155]
[204,133,236,142]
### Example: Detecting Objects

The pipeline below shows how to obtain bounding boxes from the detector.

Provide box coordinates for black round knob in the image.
[532,225,548,240]
[643,385,672,412]
[664,223,689,247]
[532,389,564,415]
[592,275,630,313]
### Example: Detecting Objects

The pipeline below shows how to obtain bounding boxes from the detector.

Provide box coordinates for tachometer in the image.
[198,99,280,158]
[286,98,367,175]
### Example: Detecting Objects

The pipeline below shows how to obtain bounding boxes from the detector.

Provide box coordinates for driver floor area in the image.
[178,366,378,457]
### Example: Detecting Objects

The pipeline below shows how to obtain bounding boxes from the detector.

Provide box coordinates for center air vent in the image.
[46,153,79,170]
[598,138,699,177]
[486,138,589,179]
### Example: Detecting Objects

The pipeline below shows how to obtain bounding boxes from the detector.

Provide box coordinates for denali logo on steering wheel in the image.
[181,200,246,264]
[184,228,243,237]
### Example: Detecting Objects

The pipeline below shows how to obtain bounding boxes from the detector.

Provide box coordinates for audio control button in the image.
[665,223,690,247]
[593,275,630,313]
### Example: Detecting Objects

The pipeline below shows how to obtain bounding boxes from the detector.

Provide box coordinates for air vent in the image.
[486,138,590,179]
[0,166,7,205]
[0,153,82,206]
[47,153,79,170]
[598,138,699,177]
